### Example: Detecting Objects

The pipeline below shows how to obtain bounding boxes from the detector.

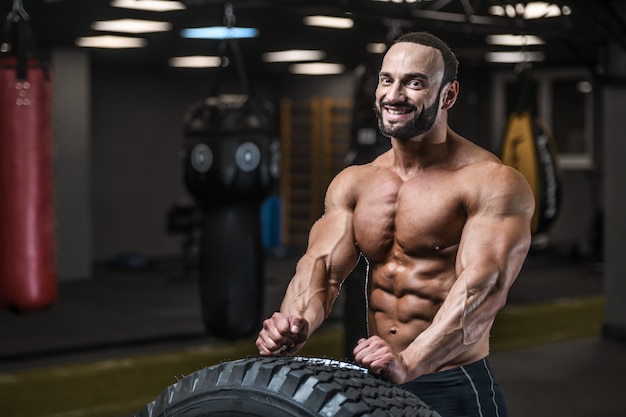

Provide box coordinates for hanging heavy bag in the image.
[501,103,562,235]
[183,93,279,339]
[500,67,562,236]
[0,2,57,312]
[181,5,279,339]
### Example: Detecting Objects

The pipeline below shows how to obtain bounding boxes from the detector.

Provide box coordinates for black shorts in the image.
[401,357,508,417]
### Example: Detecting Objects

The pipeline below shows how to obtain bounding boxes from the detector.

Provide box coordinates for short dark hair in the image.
[394,31,459,87]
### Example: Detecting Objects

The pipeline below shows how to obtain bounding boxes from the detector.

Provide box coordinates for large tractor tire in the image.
[137,356,440,417]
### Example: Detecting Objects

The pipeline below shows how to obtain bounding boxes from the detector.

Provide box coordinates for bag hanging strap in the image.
[208,2,251,98]
[0,0,42,80]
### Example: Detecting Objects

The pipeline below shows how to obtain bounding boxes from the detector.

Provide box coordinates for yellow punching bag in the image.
[501,111,562,235]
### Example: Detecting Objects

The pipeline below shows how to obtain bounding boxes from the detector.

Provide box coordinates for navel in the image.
[390,327,397,335]
[431,243,443,251]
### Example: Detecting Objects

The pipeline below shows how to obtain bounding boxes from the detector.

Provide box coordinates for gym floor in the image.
[0,248,624,417]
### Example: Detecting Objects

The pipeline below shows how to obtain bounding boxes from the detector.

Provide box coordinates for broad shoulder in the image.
[461,159,535,216]
[324,164,369,208]
[325,155,397,207]
[462,159,530,190]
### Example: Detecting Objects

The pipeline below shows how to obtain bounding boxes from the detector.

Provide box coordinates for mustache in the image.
[378,101,417,111]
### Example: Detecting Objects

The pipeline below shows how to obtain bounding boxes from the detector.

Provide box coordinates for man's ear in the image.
[441,80,459,110]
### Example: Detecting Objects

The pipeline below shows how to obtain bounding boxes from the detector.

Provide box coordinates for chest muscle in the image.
[353,174,466,260]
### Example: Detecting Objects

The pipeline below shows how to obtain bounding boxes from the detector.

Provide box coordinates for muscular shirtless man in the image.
[256,31,535,417]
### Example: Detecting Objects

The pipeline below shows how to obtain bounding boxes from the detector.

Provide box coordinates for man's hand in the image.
[353,336,409,384]
[256,312,309,356]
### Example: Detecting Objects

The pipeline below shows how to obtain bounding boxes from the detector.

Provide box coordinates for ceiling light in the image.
[181,27,259,39]
[488,2,563,20]
[366,43,387,53]
[487,34,544,46]
[110,0,186,12]
[169,56,222,68]
[485,51,545,63]
[289,63,345,75]
[262,50,325,63]
[303,16,354,29]
[92,19,172,34]
[76,35,147,49]
[524,2,561,19]
[505,5,517,18]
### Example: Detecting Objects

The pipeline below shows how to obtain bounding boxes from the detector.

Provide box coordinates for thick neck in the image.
[389,125,454,176]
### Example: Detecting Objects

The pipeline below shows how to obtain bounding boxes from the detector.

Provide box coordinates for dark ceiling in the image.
[1,0,626,75]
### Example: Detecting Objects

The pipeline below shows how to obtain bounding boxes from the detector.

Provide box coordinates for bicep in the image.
[302,169,361,283]
[457,167,534,294]
[458,211,531,290]
[449,172,533,344]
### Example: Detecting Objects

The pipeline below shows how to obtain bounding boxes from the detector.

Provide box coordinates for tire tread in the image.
[138,356,441,417]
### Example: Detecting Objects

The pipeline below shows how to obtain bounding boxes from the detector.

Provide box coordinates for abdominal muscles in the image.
[366,253,457,352]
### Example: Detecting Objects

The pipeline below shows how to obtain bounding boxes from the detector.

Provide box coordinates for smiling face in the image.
[374,42,447,141]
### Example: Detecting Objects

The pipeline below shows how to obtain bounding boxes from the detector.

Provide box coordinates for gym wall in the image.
[52,49,599,280]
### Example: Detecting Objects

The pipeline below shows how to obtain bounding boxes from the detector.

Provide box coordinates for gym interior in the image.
[0,1,625,416]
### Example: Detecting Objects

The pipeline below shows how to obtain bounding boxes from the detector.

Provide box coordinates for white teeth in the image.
[387,108,411,115]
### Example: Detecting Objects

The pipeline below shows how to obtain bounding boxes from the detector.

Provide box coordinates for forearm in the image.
[401,272,507,379]
[279,253,342,335]
[280,211,359,335]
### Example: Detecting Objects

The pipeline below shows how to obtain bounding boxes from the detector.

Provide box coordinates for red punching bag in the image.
[0,2,56,312]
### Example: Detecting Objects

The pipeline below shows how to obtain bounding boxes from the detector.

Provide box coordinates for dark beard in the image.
[374,92,440,140]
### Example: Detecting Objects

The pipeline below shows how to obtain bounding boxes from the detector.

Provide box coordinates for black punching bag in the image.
[183,4,279,339]
[183,93,279,339]
[0,2,57,312]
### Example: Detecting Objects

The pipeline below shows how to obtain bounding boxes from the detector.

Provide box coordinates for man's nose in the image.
[384,82,405,101]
